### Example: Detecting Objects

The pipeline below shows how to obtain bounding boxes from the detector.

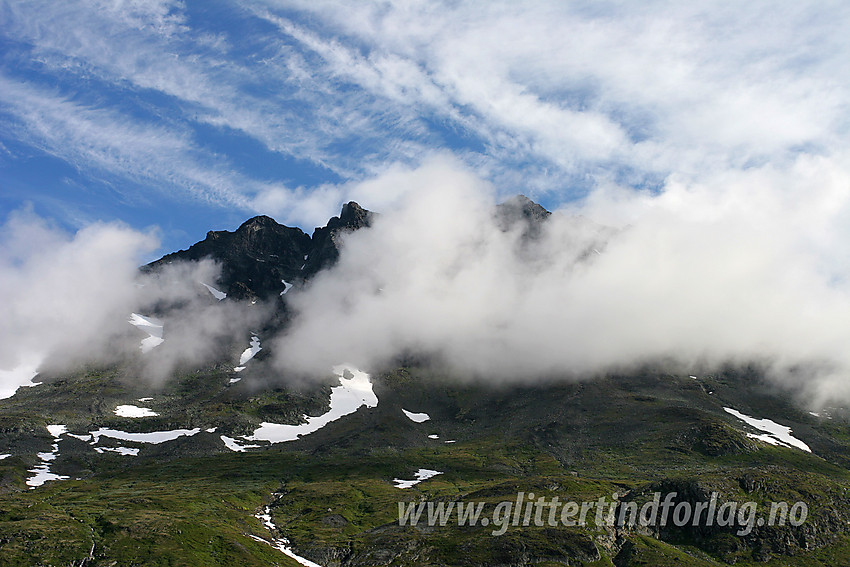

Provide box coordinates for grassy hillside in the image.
[2,363,850,565]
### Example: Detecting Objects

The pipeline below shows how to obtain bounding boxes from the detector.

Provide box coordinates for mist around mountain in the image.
[5,157,850,403]
[4,160,850,565]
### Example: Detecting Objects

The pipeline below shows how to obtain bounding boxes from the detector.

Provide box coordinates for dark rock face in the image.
[145,215,312,300]
[144,202,376,300]
[144,197,542,301]
[302,201,374,277]
[494,194,551,238]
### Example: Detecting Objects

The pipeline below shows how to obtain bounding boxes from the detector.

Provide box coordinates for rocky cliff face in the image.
[494,194,552,238]
[302,201,374,277]
[144,197,557,302]
[144,201,375,300]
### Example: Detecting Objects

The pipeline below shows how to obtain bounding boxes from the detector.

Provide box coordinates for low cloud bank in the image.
[0,210,265,393]
[129,261,269,383]
[4,153,850,406]
[0,210,156,380]
[275,156,850,406]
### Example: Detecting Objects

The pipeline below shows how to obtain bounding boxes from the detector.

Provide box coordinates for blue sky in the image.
[2,0,850,257]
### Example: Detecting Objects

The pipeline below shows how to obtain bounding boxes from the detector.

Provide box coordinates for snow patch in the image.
[138,397,153,402]
[724,407,811,452]
[90,427,201,445]
[0,359,42,400]
[46,425,67,437]
[26,425,69,489]
[94,446,139,456]
[237,336,261,368]
[229,377,242,383]
[393,469,443,489]
[246,366,377,444]
[220,435,260,452]
[0,454,10,460]
[402,409,430,423]
[114,404,158,418]
[280,280,293,295]
[26,465,68,488]
[252,506,323,566]
[201,282,227,300]
[428,434,439,439]
[128,313,164,353]
[140,335,164,352]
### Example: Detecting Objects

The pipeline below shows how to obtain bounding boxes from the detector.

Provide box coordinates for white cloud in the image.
[0,209,269,393]
[6,0,849,225]
[3,0,850,407]
[254,0,850,191]
[0,209,157,381]
[274,156,850,406]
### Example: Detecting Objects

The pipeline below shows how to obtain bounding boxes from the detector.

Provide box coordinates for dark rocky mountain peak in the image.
[144,197,557,302]
[235,214,280,231]
[494,194,551,236]
[302,201,375,276]
[146,215,312,300]
[335,201,373,230]
[145,202,376,300]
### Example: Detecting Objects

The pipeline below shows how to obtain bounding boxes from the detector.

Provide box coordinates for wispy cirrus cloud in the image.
[0,0,448,228]
[1,0,436,177]
[2,0,850,231]
[0,73,249,208]
[0,71,358,229]
[251,0,850,192]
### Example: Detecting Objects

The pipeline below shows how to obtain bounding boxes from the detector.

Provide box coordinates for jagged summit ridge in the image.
[147,213,311,300]
[303,201,374,275]
[146,196,545,300]
[145,201,374,299]
[494,194,551,236]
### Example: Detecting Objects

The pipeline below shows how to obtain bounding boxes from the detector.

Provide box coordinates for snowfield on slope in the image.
[402,409,430,423]
[724,407,811,452]
[201,282,227,300]
[26,425,69,489]
[128,313,164,353]
[234,335,261,371]
[393,469,443,489]
[114,404,158,417]
[242,365,377,445]
[90,427,202,445]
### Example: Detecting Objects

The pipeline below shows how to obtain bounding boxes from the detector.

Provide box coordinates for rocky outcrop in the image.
[145,215,311,300]
[144,197,558,302]
[302,201,374,277]
[144,202,375,300]
[494,194,551,238]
